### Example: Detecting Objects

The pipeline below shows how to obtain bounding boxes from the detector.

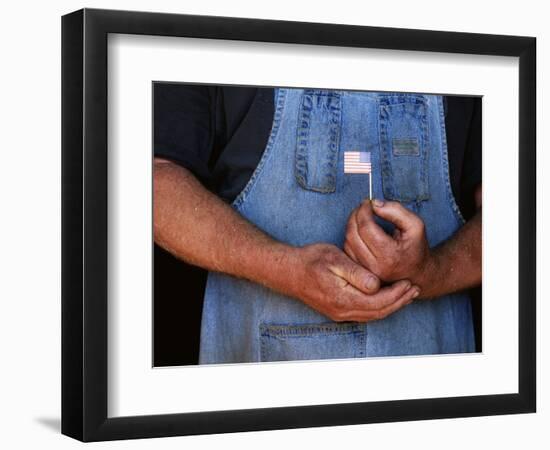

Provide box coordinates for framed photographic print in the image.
[61,8,536,442]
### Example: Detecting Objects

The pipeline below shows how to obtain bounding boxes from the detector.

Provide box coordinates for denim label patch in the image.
[392,138,420,156]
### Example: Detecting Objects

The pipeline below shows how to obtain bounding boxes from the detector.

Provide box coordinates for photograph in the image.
[152,84,482,366]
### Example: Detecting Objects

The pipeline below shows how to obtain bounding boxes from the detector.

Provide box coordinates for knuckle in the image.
[387,249,402,269]
[343,242,350,254]
[330,309,346,322]
[344,222,352,236]
[317,247,336,266]
[369,262,383,279]
[330,294,348,312]
[370,310,383,321]
[308,250,323,267]
[356,209,370,227]
[344,244,358,263]
[387,254,399,270]
[347,263,360,281]
[346,215,357,233]
[413,217,425,233]
[376,262,392,280]
[346,217,351,234]
[343,239,354,253]
[323,244,339,259]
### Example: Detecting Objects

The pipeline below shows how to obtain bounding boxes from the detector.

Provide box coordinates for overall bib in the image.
[199,88,475,364]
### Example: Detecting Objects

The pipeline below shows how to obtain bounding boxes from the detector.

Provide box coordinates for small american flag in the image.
[344,151,373,199]
[344,151,372,174]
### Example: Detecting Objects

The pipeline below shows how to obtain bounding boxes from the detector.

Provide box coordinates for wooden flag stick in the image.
[369,172,372,200]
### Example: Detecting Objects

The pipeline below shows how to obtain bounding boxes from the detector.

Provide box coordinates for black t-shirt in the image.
[154,84,482,218]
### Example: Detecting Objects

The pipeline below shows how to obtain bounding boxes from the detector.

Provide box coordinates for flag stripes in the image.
[344,151,372,174]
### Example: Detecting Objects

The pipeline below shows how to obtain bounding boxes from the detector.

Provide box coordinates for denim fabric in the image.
[199,88,475,364]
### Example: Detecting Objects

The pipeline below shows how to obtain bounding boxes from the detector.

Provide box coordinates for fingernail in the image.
[412,288,420,298]
[403,280,412,290]
[373,199,385,207]
[366,276,378,290]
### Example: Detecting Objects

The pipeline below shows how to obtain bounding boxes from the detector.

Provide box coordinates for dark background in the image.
[154,244,206,366]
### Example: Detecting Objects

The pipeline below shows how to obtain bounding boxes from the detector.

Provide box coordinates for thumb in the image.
[331,253,381,295]
[371,199,423,235]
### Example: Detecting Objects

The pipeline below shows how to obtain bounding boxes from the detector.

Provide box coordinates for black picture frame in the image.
[61,8,536,442]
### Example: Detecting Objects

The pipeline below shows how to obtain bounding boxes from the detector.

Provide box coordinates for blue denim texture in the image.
[199,88,475,364]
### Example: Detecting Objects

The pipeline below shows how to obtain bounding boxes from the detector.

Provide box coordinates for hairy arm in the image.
[416,193,481,298]
[154,158,292,290]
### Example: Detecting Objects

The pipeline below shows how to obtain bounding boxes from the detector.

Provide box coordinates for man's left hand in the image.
[344,199,432,290]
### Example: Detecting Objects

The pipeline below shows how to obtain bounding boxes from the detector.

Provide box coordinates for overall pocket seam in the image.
[260,322,367,361]
[295,90,341,194]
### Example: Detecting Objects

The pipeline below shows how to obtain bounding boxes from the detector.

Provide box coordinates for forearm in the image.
[417,211,481,299]
[153,159,296,292]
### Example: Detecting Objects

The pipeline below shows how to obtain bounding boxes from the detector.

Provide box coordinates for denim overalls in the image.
[199,88,475,364]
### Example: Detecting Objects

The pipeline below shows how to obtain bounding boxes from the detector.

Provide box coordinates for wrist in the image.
[413,251,439,299]
[246,241,302,296]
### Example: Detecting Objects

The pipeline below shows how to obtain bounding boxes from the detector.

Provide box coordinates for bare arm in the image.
[154,158,289,287]
[416,207,481,298]
[154,158,419,321]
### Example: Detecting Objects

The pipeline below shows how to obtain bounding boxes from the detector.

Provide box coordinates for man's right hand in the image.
[279,243,420,323]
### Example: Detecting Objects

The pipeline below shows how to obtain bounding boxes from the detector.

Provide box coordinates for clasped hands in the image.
[290,199,433,323]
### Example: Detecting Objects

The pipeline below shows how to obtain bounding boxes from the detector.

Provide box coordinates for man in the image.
[154,85,481,364]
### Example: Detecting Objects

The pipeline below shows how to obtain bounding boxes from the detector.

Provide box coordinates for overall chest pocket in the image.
[260,322,366,362]
[379,95,430,203]
[295,90,342,193]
